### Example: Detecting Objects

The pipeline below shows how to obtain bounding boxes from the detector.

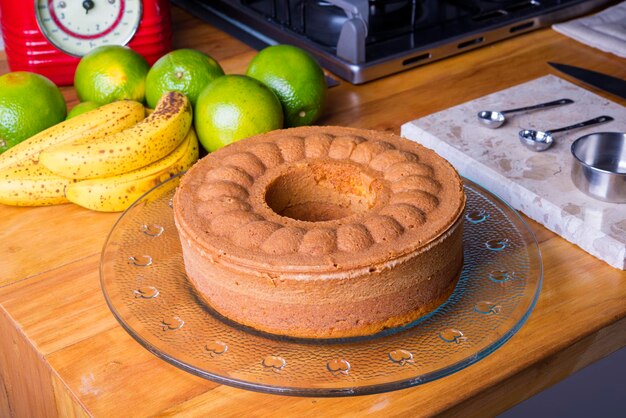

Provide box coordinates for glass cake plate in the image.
[100,175,542,396]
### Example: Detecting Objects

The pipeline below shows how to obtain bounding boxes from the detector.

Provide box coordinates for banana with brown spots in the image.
[0,100,145,171]
[65,127,199,212]
[40,91,192,180]
[0,160,75,206]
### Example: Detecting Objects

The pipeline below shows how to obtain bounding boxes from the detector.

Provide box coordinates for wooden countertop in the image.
[1,6,625,417]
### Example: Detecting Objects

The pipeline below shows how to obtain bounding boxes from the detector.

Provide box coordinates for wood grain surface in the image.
[1,6,625,417]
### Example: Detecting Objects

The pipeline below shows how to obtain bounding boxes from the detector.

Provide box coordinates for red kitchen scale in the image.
[0,0,172,86]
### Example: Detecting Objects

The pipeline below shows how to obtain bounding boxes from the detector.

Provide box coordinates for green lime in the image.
[145,49,224,109]
[194,75,283,152]
[0,71,66,153]
[74,45,150,104]
[246,44,326,127]
[66,101,101,119]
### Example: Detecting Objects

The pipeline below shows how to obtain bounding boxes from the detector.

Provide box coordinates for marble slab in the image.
[401,75,626,270]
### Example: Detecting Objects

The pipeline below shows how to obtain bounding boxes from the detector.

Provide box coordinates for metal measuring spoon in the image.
[477,98,574,129]
[518,115,614,152]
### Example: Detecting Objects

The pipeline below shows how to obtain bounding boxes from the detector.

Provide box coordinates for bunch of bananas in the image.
[0,92,198,212]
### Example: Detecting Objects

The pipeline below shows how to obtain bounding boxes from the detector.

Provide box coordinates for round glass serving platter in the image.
[100,175,542,397]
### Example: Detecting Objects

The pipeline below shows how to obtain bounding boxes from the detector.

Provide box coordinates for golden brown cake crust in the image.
[173,126,466,339]
[174,126,465,274]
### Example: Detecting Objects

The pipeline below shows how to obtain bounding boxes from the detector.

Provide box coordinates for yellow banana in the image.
[40,92,192,180]
[65,127,199,212]
[0,161,75,206]
[0,100,145,171]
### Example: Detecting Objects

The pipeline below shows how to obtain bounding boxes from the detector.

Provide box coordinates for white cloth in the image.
[553,1,626,58]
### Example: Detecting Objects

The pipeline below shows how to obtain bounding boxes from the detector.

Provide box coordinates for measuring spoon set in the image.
[477,98,613,152]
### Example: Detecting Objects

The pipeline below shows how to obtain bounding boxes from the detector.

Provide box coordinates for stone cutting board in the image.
[401,75,626,270]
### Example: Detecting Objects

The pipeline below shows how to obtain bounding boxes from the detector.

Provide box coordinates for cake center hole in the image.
[265,162,380,222]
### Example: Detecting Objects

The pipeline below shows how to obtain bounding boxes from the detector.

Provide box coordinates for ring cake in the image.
[173,126,466,339]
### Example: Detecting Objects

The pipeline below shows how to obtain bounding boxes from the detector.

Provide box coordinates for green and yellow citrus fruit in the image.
[66,101,100,119]
[194,75,283,152]
[246,44,326,127]
[145,48,224,109]
[74,45,150,104]
[0,71,66,153]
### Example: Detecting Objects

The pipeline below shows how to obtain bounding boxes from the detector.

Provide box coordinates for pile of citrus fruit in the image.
[0,43,329,211]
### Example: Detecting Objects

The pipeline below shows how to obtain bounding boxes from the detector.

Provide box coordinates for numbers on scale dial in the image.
[35,0,142,57]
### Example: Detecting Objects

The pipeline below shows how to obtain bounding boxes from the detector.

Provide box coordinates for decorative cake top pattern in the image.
[174,126,465,270]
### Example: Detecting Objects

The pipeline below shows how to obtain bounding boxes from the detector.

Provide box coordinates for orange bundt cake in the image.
[173,126,465,339]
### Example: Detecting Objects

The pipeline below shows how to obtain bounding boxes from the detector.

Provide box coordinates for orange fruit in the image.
[145,49,224,109]
[0,71,66,153]
[74,45,150,104]
[66,101,100,119]
[194,75,283,152]
[246,45,326,127]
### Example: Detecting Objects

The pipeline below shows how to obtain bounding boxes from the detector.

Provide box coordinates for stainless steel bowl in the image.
[571,132,626,203]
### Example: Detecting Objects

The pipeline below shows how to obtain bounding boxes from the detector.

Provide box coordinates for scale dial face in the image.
[35,0,143,57]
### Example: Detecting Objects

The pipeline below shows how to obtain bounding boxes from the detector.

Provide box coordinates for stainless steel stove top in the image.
[173,0,615,84]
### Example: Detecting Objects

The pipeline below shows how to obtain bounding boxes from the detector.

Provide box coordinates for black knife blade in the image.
[548,62,626,100]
